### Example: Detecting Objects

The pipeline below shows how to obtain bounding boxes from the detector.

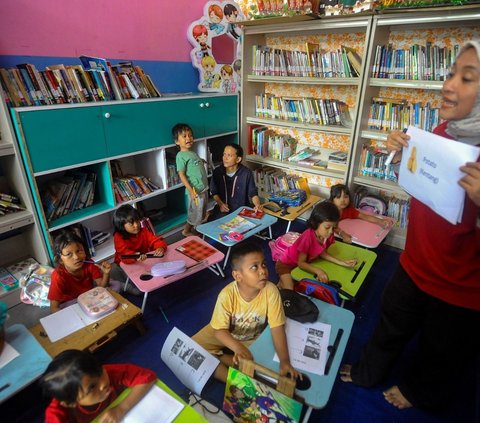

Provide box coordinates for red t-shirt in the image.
[341,207,360,220]
[114,228,167,264]
[48,263,102,303]
[400,121,480,310]
[45,364,156,423]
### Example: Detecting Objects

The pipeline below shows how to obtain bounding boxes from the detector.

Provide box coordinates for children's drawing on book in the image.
[218,215,258,233]
[188,1,244,93]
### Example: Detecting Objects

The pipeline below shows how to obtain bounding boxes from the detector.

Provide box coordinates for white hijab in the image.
[445,40,480,145]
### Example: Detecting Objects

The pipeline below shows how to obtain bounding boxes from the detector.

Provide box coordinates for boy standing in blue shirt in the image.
[174,123,209,237]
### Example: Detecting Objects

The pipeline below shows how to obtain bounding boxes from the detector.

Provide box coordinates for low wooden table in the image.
[29,290,144,357]
[262,194,322,232]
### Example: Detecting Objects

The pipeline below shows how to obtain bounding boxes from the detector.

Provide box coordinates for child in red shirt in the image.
[113,205,167,265]
[48,231,119,313]
[329,184,394,243]
[40,349,156,423]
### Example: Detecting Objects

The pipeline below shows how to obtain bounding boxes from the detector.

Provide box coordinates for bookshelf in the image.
[10,94,238,262]
[349,7,480,249]
[240,15,371,198]
[0,89,49,307]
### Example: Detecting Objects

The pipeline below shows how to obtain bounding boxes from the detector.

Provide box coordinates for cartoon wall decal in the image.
[188,1,244,93]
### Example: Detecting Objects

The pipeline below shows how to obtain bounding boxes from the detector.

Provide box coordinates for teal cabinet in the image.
[203,95,238,137]
[13,107,107,173]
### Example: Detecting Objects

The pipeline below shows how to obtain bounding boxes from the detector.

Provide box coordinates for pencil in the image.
[192,187,199,206]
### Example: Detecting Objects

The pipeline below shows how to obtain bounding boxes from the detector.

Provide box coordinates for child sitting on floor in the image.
[113,204,167,265]
[276,201,357,290]
[174,123,209,236]
[48,230,121,313]
[192,240,301,383]
[329,184,394,244]
[40,349,156,423]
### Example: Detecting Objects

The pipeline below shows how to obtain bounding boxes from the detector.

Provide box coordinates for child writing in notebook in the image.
[47,231,121,314]
[40,349,156,423]
[276,201,357,290]
[113,204,167,265]
[193,240,301,383]
[329,184,394,244]
[174,123,209,237]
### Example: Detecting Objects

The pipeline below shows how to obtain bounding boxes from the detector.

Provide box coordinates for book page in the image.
[274,318,331,376]
[161,327,219,395]
[122,384,184,423]
[0,342,20,369]
[399,126,480,224]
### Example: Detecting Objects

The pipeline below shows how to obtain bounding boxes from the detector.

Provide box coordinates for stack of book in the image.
[0,192,24,216]
[358,143,398,182]
[287,148,328,169]
[248,125,296,161]
[113,175,161,203]
[254,167,309,195]
[0,55,161,108]
[327,151,348,172]
[42,172,96,222]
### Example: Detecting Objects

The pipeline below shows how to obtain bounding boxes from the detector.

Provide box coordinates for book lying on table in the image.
[161,327,219,395]
[218,215,259,233]
[238,208,265,219]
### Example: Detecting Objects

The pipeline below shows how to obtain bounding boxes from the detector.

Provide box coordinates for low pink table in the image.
[338,218,395,248]
[120,236,224,313]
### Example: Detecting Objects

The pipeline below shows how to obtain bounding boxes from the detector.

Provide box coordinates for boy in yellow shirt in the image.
[193,240,301,382]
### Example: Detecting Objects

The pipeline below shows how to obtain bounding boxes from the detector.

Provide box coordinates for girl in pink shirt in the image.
[276,201,357,289]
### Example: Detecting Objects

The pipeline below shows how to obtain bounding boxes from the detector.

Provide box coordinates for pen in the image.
[385,128,408,167]
[0,383,10,393]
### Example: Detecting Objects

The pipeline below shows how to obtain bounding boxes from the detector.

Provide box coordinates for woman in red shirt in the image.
[340,41,480,411]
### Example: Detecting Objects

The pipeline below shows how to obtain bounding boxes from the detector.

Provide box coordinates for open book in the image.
[161,327,219,395]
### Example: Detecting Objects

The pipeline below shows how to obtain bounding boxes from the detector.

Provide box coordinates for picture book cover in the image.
[218,215,258,234]
[176,239,217,262]
[0,267,18,291]
[223,367,302,423]
[239,208,265,220]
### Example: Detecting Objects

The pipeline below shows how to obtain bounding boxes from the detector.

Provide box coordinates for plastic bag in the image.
[19,264,54,308]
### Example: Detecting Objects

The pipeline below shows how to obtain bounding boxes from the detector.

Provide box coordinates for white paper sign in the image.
[161,327,220,395]
[274,318,331,376]
[398,126,480,224]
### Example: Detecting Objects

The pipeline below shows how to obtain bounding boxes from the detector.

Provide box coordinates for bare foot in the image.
[182,231,195,237]
[340,364,353,382]
[383,385,412,409]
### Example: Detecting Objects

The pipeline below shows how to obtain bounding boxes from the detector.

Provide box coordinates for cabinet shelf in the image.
[369,78,443,90]
[246,154,345,179]
[246,117,352,135]
[353,175,407,196]
[247,75,360,86]
[360,130,389,141]
[0,210,35,234]
[48,202,115,231]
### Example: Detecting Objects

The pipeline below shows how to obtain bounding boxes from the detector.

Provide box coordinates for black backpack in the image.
[279,289,319,323]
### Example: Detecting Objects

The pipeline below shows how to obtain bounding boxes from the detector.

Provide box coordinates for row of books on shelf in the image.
[42,172,97,222]
[251,44,361,78]
[0,55,161,108]
[113,175,161,203]
[357,144,398,182]
[69,223,112,258]
[248,125,296,160]
[371,43,460,81]
[255,94,353,127]
[0,192,24,216]
[367,97,440,133]
[386,196,410,229]
[254,167,310,195]
[287,148,348,172]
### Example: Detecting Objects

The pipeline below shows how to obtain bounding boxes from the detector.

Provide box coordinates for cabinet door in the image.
[102,102,170,156]
[14,107,107,173]
[203,95,238,137]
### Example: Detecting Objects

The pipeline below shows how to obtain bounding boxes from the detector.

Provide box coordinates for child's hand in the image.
[343,259,357,268]
[378,217,394,229]
[99,405,124,423]
[137,253,147,262]
[254,204,263,213]
[233,344,253,365]
[219,202,229,212]
[100,261,112,274]
[341,232,353,243]
[279,360,302,380]
[314,269,329,283]
[154,247,165,257]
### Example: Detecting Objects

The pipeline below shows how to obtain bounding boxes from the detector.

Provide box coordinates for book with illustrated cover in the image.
[175,239,217,262]
[218,215,258,234]
[0,267,18,291]
[238,208,265,219]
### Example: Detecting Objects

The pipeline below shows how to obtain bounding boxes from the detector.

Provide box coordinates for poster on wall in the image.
[187,1,244,93]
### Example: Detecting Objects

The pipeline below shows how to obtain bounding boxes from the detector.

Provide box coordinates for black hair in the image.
[53,230,88,265]
[329,184,351,202]
[233,59,241,72]
[230,240,264,270]
[113,204,142,238]
[172,123,194,142]
[224,143,244,160]
[306,201,340,230]
[39,349,103,405]
[223,3,238,16]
